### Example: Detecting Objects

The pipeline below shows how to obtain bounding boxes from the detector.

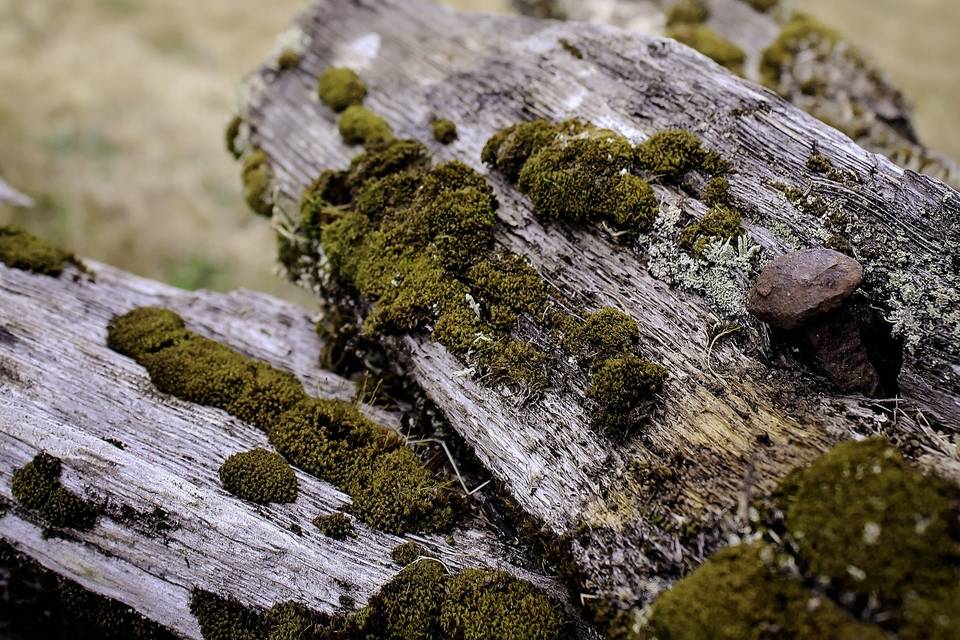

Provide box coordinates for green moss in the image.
[589,355,667,430]
[567,307,641,363]
[107,307,454,535]
[489,339,550,391]
[11,453,97,530]
[760,13,841,89]
[276,48,300,70]
[391,541,427,566]
[0,226,80,277]
[439,568,565,640]
[431,118,458,145]
[219,448,298,504]
[361,561,448,640]
[643,543,889,639]
[667,24,746,75]
[313,512,355,539]
[484,121,659,233]
[468,254,547,328]
[679,204,743,255]
[190,590,265,640]
[558,38,583,59]
[242,148,274,216]
[317,67,366,112]
[338,105,394,148]
[744,0,778,12]
[635,129,729,181]
[265,601,333,640]
[775,438,960,638]
[806,153,834,174]
[666,0,708,26]
[701,176,731,207]
[225,115,243,159]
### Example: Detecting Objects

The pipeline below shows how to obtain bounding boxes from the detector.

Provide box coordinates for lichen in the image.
[241,148,274,216]
[219,448,298,504]
[642,542,888,639]
[107,307,455,534]
[10,453,98,530]
[317,67,367,112]
[0,226,81,277]
[313,512,355,539]
[774,437,960,638]
[431,118,458,145]
[391,541,427,566]
[338,105,394,148]
[665,0,708,26]
[667,24,746,75]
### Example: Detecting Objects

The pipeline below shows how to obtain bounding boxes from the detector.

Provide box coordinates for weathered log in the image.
[0,260,588,638]
[511,0,960,186]
[241,0,960,621]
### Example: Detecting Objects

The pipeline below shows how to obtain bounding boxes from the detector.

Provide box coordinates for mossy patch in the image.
[744,0,778,12]
[667,24,746,75]
[774,437,960,638]
[338,105,394,148]
[241,149,274,216]
[11,453,98,530]
[431,118,458,145]
[225,115,243,159]
[313,512,355,539]
[391,541,427,566]
[276,49,300,70]
[558,38,583,59]
[0,226,81,277]
[679,204,743,255]
[665,0,708,27]
[107,307,454,535]
[219,448,297,504]
[760,13,840,89]
[190,563,566,640]
[635,129,730,181]
[588,355,668,431]
[317,67,366,112]
[484,120,660,233]
[643,542,888,639]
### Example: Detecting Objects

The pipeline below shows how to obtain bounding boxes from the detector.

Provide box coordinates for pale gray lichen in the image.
[648,202,764,320]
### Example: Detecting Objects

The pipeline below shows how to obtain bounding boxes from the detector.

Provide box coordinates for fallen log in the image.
[239,0,960,627]
[0,260,588,638]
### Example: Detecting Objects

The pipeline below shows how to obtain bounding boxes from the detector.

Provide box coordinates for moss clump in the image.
[635,129,729,181]
[242,149,274,216]
[589,355,667,430]
[775,438,960,638]
[679,204,743,254]
[338,105,394,148]
[806,153,834,174]
[219,448,298,504]
[361,561,448,640]
[11,453,98,530]
[432,118,458,145]
[667,24,746,75]
[107,307,454,535]
[276,48,300,70]
[190,591,266,640]
[439,568,565,640]
[745,0,778,12]
[317,67,366,112]
[265,601,333,640]
[760,13,840,89]
[483,120,659,233]
[567,307,641,363]
[665,0,708,26]
[701,175,731,207]
[225,115,243,159]
[467,254,547,328]
[313,512,355,539]
[391,541,427,566]
[0,226,80,277]
[643,543,889,639]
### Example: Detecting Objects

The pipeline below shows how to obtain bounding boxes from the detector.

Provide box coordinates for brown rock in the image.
[804,309,881,396]
[748,248,864,330]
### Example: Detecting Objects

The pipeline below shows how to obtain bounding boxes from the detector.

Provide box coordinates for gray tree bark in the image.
[241,0,960,614]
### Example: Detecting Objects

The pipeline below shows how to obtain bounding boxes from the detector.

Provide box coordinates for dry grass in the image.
[0,0,954,300]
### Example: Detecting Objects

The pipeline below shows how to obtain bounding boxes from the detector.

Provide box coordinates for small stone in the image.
[748,248,863,330]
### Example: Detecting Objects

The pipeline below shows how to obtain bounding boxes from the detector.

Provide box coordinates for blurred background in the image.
[0,0,956,301]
